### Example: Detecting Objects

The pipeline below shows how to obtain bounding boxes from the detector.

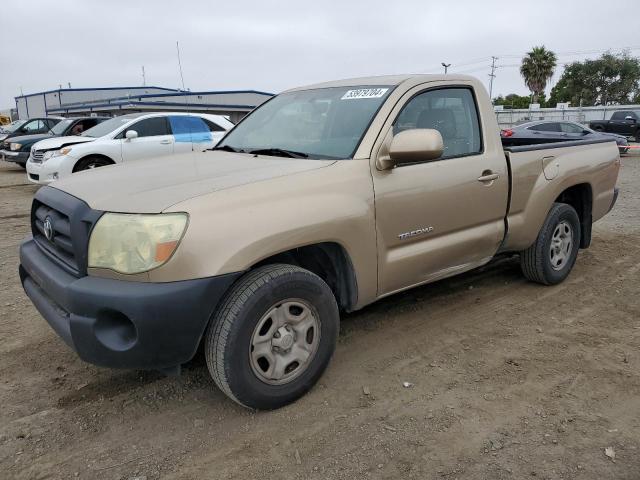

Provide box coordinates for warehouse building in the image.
[15,86,273,123]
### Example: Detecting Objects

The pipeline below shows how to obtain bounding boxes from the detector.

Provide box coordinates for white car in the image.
[26,112,233,184]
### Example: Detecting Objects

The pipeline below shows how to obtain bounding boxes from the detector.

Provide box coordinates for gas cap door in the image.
[542,155,559,180]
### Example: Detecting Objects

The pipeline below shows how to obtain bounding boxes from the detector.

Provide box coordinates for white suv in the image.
[26,112,233,184]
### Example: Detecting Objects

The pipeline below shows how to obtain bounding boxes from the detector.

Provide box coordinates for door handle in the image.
[160,139,172,145]
[477,171,500,183]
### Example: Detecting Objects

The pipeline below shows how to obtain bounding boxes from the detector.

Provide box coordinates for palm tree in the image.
[520,46,557,104]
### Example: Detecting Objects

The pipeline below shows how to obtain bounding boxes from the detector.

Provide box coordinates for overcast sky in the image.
[2,0,638,109]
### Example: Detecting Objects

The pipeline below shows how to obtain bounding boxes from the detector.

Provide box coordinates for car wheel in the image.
[73,156,113,172]
[520,203,581,285]
[205,264,340,409]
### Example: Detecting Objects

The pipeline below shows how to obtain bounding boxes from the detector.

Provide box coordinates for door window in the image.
[528,123,561,132]
[168,116,213,143]
[611,112,626,120]
[393,88,482,159]
[23,120,45,133]
[127,117,170,137]
[559,123,584,134]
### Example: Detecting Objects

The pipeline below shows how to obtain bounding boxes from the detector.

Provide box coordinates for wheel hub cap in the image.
[249,300,321,385]
[549,220,573,271]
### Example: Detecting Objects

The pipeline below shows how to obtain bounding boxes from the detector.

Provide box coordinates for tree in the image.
[493,93,547,108]
[548,52,640,106]
[520,46,557,104]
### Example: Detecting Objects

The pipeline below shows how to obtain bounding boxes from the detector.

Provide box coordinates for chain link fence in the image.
[495,105,640,129]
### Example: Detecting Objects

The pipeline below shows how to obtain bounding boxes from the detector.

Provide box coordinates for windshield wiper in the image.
[210,144,244,153]
[248,148,308,158]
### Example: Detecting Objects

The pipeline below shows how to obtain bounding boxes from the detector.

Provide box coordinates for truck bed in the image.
[500,137,620,253]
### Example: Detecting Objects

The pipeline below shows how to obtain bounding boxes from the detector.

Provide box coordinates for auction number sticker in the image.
[341,88,389,100]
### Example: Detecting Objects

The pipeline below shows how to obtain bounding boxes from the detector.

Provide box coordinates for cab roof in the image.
[285,74,478,92]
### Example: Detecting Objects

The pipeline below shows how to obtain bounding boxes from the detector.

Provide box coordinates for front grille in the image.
[31,150,45,163]
[2,141,9,150]
[30,187,103,277]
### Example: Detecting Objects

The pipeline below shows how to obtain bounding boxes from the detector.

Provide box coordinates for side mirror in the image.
[582,129,591,135]
[625,116,636,122]
[382,129,444,169]
[125,129,138,140]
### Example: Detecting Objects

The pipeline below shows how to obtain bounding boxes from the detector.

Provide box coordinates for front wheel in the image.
[205,264,340,409]
[520,203,581,285]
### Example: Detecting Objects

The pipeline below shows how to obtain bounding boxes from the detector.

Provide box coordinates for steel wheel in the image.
[249,299,320,385]
[549,220,573,271]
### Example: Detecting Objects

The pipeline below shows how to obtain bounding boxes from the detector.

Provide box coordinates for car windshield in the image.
[50,119,74,135]
[218,86,394,159]
[1,120,26,133]
[81,116,133,138]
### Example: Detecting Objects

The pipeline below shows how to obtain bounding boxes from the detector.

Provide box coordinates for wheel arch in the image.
[251,242,358,312]
[554,182,593,248]
[72,153,115,172]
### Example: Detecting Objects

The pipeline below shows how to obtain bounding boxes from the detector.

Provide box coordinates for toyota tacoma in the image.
[19,74,620,409]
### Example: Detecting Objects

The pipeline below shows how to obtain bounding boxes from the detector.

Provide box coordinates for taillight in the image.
[501,129,514,137]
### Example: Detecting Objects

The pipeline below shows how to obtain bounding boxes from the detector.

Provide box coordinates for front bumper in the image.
[1,149,29,165]
[19,238,241,370]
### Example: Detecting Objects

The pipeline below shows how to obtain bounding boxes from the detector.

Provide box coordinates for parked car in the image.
[26,112,233,184]
[1,117,109,168]
[19,74,620,409]
[501,120,629,154]
[589,110,640,140]
[0,116,62,142]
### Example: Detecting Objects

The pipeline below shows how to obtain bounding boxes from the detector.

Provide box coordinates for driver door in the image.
[372,84,509,296]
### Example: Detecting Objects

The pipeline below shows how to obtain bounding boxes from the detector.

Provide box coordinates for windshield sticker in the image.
[341,88,389,100]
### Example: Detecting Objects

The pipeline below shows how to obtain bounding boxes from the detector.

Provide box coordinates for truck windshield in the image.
[218,86,393,159]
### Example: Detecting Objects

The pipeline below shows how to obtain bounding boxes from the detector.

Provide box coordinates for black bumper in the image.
[19,238,241,370]
[1,150,29,165]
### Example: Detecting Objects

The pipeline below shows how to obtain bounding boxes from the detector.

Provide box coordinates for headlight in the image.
[42,147,72,161]
[10,143,22,151]
[88,213,188,274]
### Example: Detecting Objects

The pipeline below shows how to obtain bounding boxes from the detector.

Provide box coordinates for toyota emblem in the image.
[43,216,54,241]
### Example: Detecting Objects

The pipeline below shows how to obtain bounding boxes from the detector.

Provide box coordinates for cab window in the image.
[393,88,482,159]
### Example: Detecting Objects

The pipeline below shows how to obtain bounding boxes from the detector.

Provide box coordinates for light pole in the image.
[441,62,451,74]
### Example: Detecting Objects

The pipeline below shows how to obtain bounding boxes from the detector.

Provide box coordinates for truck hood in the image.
[32,135,95,151]
[53,151,336,212]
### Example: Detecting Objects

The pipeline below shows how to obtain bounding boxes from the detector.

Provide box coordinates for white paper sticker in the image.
[341,88,389,100]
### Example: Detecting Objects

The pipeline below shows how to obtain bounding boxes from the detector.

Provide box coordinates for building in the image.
[15,86,273,123]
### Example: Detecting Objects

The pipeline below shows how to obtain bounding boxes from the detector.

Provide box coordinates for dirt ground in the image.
[0,152,639,480]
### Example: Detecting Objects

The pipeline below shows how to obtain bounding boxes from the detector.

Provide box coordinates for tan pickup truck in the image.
[19,74,620,409]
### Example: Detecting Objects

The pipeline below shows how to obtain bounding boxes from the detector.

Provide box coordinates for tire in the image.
[73,156,113,172]
[205,264,340,410]
[520,203,581,285]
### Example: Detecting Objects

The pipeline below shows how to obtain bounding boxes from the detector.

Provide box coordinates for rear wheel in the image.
[205,264,340,409]
[520,203,581,285]
[73,156,113,172]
